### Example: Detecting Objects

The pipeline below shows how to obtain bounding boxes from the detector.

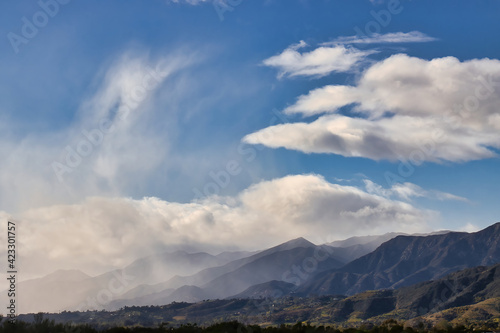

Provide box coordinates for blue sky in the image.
[1,0,499,276]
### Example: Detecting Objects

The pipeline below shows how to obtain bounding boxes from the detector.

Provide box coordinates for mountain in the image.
[106,287,175,310]
[200,245,344,299]
[325,233,407,263]
[33,269,91,283]
[5,250,242,313]
[328,232,405,248]
[418,297,500,328]
[395,263,500,315]
[318,262,500,323]
[5,237,343,313]
[166,285,210,303]
[215,250,258,263]
[327,230,451,248]
[114,234,401,307]
[158,238,333,290]
[0,270,92,314]
[12,223,500,314]
[119,250,236,286]
[24,263,500,327]
[297,222,500,296]
[229,280,297,299]
[108,238,345,307]
[326,231,454,263]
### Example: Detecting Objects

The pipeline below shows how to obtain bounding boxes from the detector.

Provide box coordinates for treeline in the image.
[0,319,496,333]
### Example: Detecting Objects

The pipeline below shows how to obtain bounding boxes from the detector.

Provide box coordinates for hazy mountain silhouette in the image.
[8,223,500,314]
[200,245,344,299]
[159,237,325,290]
[5,250,246,313]
[108,238,344,307]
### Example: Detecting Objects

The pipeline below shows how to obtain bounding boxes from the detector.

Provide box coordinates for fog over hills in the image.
[0,249,249,313]
[108,238,344,310]
[3,233,391,313]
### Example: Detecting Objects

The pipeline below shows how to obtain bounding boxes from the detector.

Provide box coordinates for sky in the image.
[0,0,499,278]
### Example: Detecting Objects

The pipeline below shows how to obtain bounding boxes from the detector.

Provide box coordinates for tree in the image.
[33,312,44,325]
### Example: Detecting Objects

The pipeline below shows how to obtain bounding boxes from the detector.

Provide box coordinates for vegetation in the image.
[0,317,499,333]
[7,294,500,333]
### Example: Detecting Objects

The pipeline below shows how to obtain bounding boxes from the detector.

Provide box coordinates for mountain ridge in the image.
[297,222,500,297]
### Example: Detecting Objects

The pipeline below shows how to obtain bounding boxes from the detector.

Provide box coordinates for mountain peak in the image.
[255,237,317,258]
[275,237,315,250]
[41,269,91,283]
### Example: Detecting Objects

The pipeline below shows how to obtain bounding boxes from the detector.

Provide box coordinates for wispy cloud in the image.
[363,180,468,202]
[263,41,375,78]
[325,31,437,45]
[0,50,198,213]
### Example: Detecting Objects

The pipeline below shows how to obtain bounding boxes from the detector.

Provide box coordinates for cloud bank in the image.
[1,174,432,278]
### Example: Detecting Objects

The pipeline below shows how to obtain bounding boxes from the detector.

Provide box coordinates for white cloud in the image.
[363,180,468,202]
[283,85,360,115]
[243,114,498,162]
[326,31,437,45]
[0,174,431,279]
[263,42,375,78]
[245,54,500,163]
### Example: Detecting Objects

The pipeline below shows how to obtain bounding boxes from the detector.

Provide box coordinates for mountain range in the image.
[296,222,500,297]
[5,222,500,316]
[18,262,500,327]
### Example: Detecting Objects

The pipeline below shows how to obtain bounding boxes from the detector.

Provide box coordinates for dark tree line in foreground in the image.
[0,319,497,333]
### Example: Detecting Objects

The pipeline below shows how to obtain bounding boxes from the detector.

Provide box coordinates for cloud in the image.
[263,41,375,78]
[283,85,360,116]
[243,114,498,162]
[326,31,437,45]
[1,174,431,278]
[0,50,197,213]
[245,54,500,163]
[459,222,480,232]
[363,180,468,202]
